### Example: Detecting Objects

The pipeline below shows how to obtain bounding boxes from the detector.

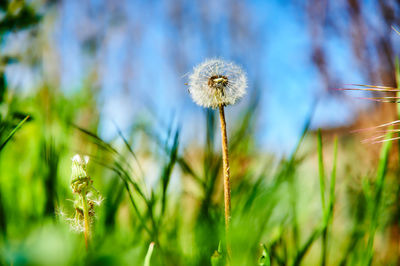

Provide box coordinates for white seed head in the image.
[188,58,247,108]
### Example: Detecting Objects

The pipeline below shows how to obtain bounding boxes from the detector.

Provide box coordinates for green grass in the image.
[0,81,398,266]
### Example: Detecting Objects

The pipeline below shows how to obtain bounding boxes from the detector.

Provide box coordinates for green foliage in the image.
[0,83,398,265]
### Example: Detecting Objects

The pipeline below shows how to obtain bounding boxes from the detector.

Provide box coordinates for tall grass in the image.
[0,79,398,265]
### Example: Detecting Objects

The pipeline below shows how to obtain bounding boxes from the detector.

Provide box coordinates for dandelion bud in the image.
[71,154,91,194]
[188,58,247,109]
[63,154,102,247]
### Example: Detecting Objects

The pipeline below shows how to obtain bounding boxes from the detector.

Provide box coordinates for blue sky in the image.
[54,0,373,154]
[11,0,398,154]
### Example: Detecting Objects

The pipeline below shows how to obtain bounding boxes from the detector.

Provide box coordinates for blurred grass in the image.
[0,79,399,266]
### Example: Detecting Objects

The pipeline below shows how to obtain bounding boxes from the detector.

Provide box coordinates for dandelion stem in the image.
[81,190,90,250]
[218,105,232,256]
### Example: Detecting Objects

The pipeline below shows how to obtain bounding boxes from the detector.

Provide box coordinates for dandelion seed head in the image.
[188,58,247,108]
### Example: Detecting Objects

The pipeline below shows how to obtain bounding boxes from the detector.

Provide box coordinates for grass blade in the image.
[321,136,338,266]
[160,128,179,218]
[0,115,29,151]
[292,226,323,266]
[317,129,326,212]
[144,242,155,266]
[211,241,224,266]
[365,130,392,265]
[258,244,271,266]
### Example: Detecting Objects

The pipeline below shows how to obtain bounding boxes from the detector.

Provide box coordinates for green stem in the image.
[81,190,90,250]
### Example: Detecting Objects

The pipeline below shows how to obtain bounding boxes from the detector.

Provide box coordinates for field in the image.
[1,1,400,266]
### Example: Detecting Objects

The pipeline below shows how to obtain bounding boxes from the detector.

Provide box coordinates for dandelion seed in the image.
[188,58,247,109]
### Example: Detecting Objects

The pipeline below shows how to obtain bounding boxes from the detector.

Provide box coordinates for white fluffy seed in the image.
[188,58,247,108]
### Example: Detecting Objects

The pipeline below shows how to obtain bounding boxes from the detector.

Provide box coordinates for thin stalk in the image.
[317,129,326,266]
[321,228,327,266]
[218,105,232,256]
[289,174,299,250]
[81,190,90,250]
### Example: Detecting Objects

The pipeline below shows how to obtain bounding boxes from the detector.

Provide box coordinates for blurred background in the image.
[4,0,400,152]
[2,0,400,265]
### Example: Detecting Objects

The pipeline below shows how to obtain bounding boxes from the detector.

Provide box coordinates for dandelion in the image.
[66,154,102,250]
[188,58,247,109]
[188,58,248,256]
